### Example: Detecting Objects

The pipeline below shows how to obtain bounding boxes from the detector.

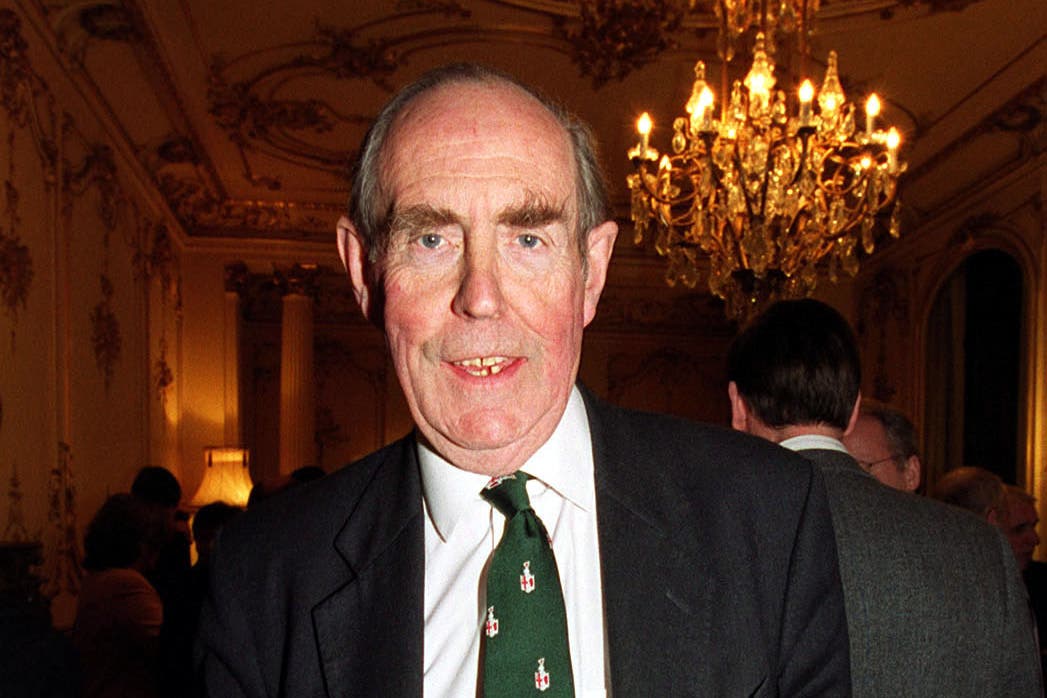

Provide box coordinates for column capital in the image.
[224,261,249,294]
[274,263,321,298]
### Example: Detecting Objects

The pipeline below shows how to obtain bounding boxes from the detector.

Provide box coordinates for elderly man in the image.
[197,64,850,696]
[727,298,1042,697]
[933,465,1007,520]
[842,401,921,492]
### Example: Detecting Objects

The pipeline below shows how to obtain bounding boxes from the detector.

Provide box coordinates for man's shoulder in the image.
[815,457,1009,563]
[583,391,816,494]
[592,390,802,453]
[216,435,418,563]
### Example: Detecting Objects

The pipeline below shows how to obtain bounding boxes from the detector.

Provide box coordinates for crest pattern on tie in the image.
[481,472,574,696]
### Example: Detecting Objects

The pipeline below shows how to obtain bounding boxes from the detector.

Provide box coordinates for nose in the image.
[452,240,504,319]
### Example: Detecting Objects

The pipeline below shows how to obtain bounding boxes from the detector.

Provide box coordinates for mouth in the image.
[452,356,512,377]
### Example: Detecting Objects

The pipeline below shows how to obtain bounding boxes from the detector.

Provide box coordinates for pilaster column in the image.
[223,262,248,446]
[277,264,319,474]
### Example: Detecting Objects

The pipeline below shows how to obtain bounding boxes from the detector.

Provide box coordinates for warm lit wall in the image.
[0,3,183,625]
[851,150,1045,497]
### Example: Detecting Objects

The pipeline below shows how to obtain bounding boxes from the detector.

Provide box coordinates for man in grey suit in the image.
[727,298,1042,697]
[197,65,851,695]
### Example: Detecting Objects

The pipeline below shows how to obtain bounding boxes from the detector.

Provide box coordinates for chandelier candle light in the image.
[627,10,905,320]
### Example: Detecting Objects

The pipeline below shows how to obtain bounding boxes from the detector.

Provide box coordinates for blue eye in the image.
[419,233,443,249]
[518,234,541,249]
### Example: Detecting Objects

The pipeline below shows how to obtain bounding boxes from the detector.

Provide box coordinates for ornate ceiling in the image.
[20,0,1046,244]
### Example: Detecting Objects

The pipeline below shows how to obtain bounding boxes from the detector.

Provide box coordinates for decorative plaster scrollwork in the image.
[274,262,323,299]
[155,335,173,405]
[4,463,28,542]
[555,0,686,88]
[857,267,909,403]
[90,274,121,391]
[0,12,39,329]
[1,9,39,127]
[0,207,33,327]
[155,173,335,239]
[41,442,81,598]
[63,143,119,228]
[204,1,470,188]
[594,289,734,336]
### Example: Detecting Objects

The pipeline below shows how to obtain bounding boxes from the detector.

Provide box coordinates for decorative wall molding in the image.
[3,462,28,541]
[0,9,41,330]
[204,2,471,188]
[41,442,80,599]
[593,289,734,336]
[154,173,338,240]
[554,0,688,88]
[89,273,121,391]
[856,267,910,403]
[907,76,1046,185]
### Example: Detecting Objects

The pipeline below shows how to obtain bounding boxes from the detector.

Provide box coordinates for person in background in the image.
[191,502,243,573]
[131,466,193,698]
[1004,486,1047,677]
[1001,486,1042,572]
[197,63,851,696]
[73,493,164,697]
[727,298,1042,696]
[842,400,921,492]
[183,501,243,697]
[932,465,1006,521]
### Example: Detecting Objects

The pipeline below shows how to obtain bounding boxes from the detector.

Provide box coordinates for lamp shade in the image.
[190,447,253,508]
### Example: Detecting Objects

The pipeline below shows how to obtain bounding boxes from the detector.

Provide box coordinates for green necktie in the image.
[481,472,575,696]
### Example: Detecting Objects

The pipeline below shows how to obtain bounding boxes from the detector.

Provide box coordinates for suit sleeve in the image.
[993,530,1044,696]
[777,466,853,696]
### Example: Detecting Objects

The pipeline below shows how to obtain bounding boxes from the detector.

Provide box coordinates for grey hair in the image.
[346,63,610,269]
[932,466,1006,519]
[860,400,919,471]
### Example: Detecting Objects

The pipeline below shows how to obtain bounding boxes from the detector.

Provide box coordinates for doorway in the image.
[923,249,1023,488]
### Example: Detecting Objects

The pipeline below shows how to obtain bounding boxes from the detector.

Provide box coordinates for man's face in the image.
[843,414,919,492]
[341,82,616,475]
[1003,498,1040,571]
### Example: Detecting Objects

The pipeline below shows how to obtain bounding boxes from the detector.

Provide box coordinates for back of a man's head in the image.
[727,298,860,430]
[932,466,1005,520]
[131,466,182,508]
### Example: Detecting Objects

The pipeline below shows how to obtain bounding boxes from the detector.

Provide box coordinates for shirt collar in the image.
[418,386,594,542]
[779,433,849,454]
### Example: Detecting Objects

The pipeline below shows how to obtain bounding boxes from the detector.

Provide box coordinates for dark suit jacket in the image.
[198,391,851,696]
[800,448,1042,697]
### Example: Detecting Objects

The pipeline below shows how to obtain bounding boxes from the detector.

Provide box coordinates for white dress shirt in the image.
[779,433,850,454]
[421,387,610,696]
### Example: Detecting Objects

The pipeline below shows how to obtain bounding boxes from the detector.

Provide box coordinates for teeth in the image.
[455,356,508,377]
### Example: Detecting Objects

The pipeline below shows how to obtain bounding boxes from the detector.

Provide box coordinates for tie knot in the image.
[481,472,533,519]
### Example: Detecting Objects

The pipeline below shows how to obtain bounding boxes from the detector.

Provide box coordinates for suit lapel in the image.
[312,438,426,697]
[584,391,713,693]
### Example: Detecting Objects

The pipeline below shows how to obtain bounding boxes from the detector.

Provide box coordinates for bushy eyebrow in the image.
[387,192,568,238]
[497,193,567,229]
[387,205,459,239]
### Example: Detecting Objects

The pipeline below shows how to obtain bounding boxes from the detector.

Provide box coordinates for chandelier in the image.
[626,1,905,320]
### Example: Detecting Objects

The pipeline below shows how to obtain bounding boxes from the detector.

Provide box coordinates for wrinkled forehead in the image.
[379,81,577,206]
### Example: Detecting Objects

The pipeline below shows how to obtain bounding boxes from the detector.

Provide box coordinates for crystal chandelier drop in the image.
[626,2,906,320]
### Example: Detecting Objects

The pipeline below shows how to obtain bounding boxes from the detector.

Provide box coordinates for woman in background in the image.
[73,493,163,697]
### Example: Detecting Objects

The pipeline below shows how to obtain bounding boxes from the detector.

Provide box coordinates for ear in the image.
[581,220,618,327]
[903,455,922,493]
[728,381,748,432]
[842,392,862,437]
[337,216,376,322]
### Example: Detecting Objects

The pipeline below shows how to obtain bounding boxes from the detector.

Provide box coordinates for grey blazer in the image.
[800,448,1042,697]
[198,390,852,696]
